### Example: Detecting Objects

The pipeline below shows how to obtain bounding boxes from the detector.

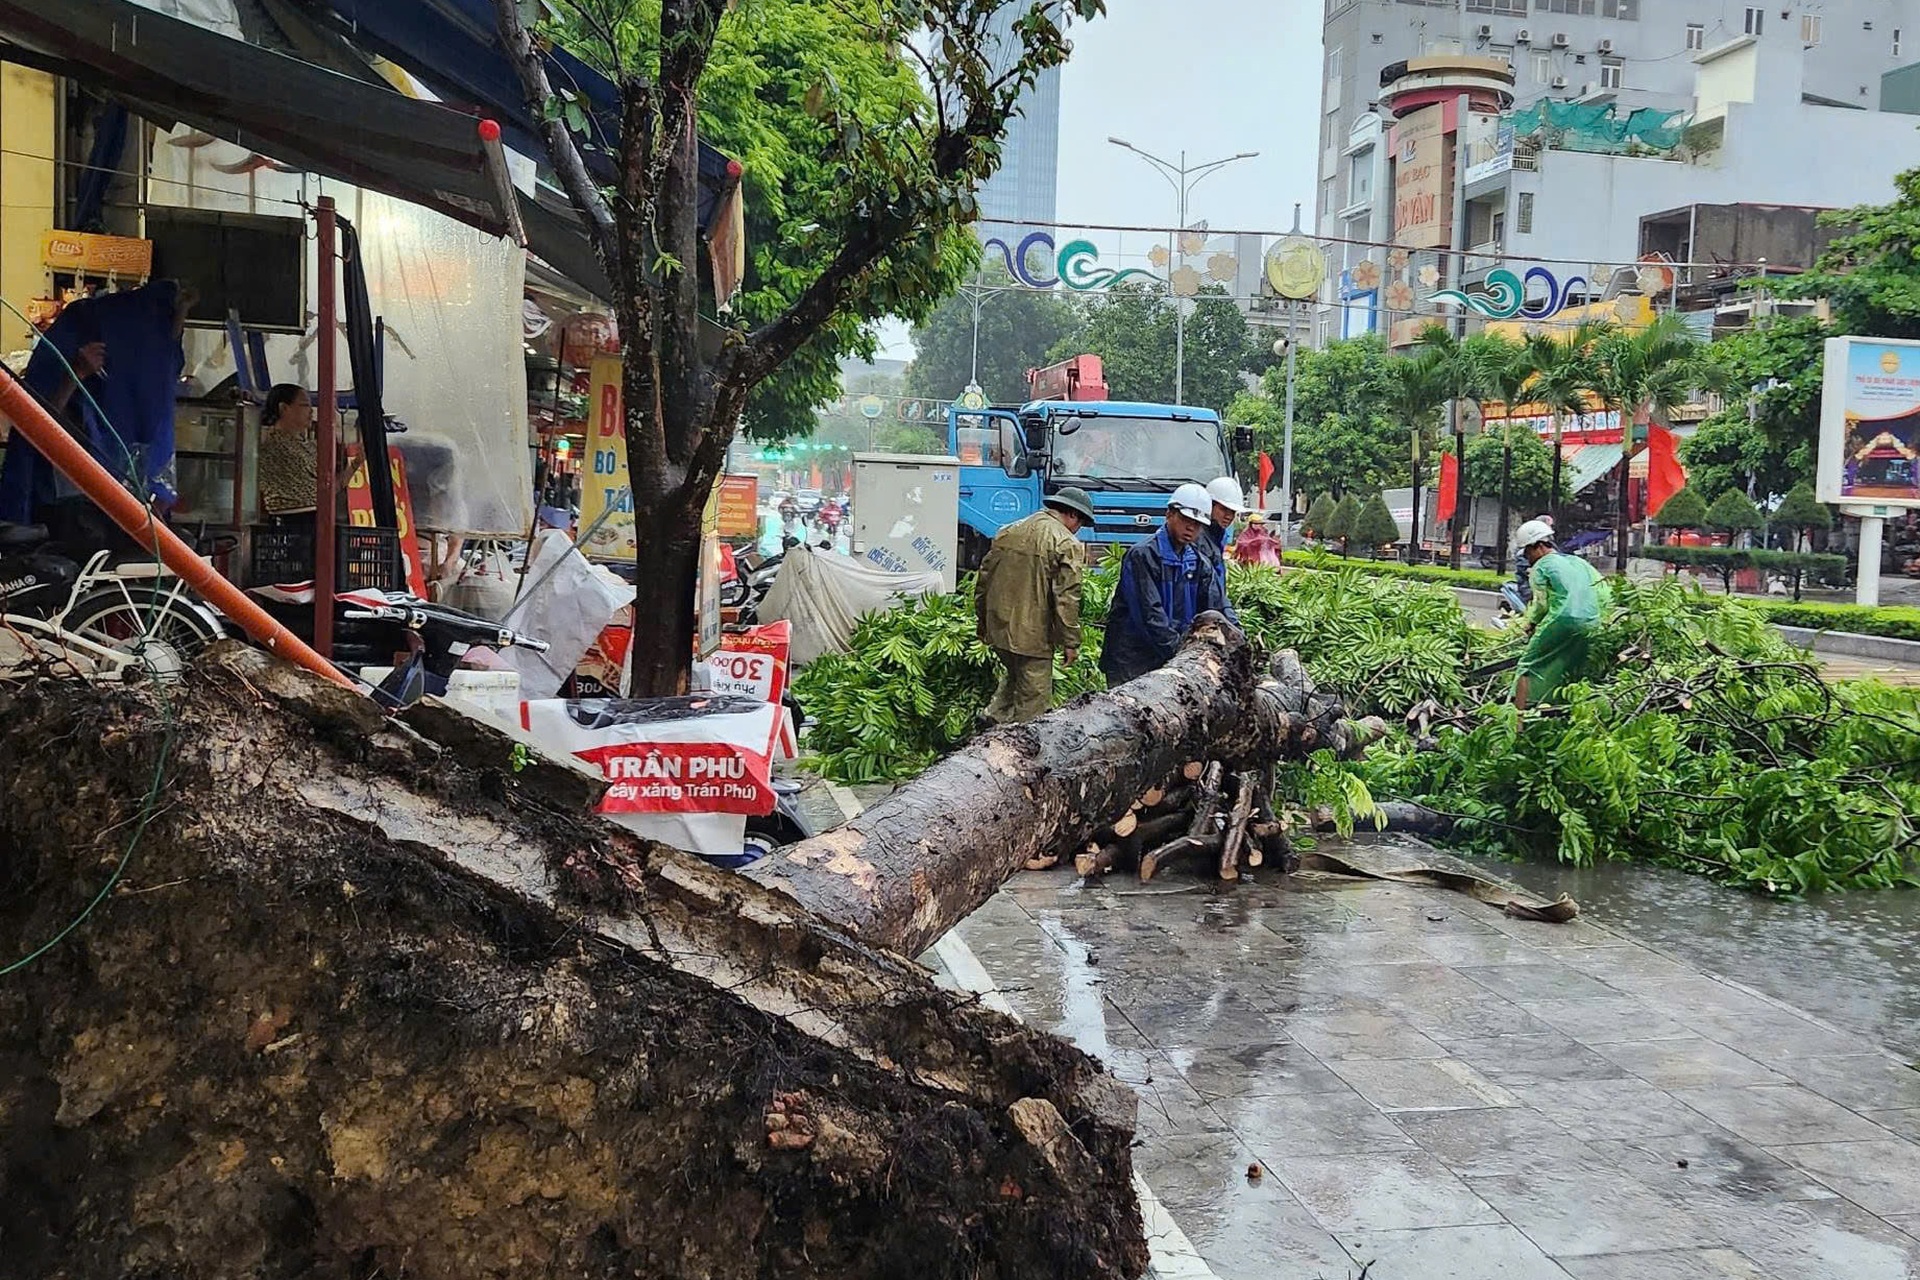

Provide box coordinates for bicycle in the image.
[0,520,225,683]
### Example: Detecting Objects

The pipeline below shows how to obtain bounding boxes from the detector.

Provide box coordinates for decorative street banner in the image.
[1431,266,1589,321]
[1393,106,1450,250]
[1819,337,1920,508]
[581,355,638,560]
[983,230,1159,291]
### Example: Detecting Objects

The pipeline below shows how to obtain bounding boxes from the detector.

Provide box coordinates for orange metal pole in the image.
[0,371,356,690]
[314,196,339,658]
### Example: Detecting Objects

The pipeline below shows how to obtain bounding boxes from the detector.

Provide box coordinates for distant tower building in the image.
[974,9,1061,246]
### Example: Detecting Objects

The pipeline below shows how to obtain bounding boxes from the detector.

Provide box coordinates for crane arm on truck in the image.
[1026,354,1108,402]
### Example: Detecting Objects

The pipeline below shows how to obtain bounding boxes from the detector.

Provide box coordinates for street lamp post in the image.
[1107,138,1258,404]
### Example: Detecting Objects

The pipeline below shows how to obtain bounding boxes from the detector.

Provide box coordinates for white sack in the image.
[757,546,941,666]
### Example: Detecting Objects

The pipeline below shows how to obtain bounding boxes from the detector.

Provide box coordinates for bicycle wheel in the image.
[61,583,224,680]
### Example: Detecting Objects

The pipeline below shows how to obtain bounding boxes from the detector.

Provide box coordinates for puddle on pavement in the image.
[1472,855,1920,1057]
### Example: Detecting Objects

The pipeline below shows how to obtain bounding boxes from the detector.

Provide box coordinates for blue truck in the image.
[947,357,1233,566]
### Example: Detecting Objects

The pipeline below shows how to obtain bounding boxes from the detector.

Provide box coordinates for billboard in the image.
[1818,337,1920,508]
[581,355,638,561]
[1393,106,1450,250]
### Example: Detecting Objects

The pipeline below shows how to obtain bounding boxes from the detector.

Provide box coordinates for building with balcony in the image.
[1318,0,1920,342]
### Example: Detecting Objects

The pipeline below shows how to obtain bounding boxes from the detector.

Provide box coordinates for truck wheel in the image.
[959,528,992,572]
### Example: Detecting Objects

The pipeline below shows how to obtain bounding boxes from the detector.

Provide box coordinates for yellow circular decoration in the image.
[1265,237,1328,300]
[1881,349,1902,374]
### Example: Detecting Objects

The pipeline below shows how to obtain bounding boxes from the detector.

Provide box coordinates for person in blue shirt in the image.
[1101,483,1233,686]
[1201,476,1245,625]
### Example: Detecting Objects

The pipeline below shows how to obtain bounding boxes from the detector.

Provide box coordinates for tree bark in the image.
[0,651,1147,1280]
[745,615,1380,956]
[626,514,705,697]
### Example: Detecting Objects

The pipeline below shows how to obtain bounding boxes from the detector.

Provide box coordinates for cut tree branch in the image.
[491,0,618,272]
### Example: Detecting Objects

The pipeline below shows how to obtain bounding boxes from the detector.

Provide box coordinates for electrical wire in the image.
[0,293,186,976]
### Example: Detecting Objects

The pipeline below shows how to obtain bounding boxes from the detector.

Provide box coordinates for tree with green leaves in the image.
[1685,167,1920,500]
[496,0,1102,693]
[1652,484,1710,536]
[1415,325,1516,567]
[1351,493,1402,559]
[902,266,1076,405]
[1586,314,1727,572]
[1380,352,1449,561]
[1769,481,1833,552]
[1462,334,1534,573]
[1706,488,1765,546]
[1323,493,1359,556]
[1523,321,1611,529]
[1302,491,1338,540]
[1460,429,1565,515]
[1051,283,1262,413]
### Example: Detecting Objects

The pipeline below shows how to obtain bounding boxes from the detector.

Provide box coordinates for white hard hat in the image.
[1205,476,1247,514]
[1169,482,1210,522]
[1513,518,1555,551]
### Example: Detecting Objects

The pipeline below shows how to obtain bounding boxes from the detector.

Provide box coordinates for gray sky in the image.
[878,0,1322,360]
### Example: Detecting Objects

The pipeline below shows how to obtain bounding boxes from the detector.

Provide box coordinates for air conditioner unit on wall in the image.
[1598,38,1615,54]
[1516,29,1532,43]
[1551,74,1569,88]
[1553,32,1571,47]
[1478,23,1493,38]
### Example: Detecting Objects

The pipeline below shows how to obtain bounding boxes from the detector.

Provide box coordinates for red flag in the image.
[1645,423,1686,518]
[1256,452,1275,509]
[1435,452,1459,523]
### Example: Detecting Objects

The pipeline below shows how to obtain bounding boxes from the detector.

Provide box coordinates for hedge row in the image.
[1280,550,1509,591]
[1278,550,1920,642]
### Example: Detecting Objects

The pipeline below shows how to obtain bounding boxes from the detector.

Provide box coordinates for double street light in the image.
[1106,138,1258,404]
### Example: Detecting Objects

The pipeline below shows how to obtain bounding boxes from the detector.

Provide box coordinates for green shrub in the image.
[1755,600,1920,643]
[1280,550,1508,591]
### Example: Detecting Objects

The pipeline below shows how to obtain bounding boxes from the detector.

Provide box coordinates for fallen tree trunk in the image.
[0,650,1147,1280]
[747,615,1381,955]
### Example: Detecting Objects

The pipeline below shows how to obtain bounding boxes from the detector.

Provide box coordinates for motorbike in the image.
[0,520,225,681]
[331,590,551,709]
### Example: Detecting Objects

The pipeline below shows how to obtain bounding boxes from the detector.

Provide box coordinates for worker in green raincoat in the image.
[1512,520,1611,709]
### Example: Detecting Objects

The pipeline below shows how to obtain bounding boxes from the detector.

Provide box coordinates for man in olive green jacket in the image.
[974,487,1096,724]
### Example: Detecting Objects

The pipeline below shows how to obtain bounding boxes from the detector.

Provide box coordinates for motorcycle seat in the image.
[0,521,49,549]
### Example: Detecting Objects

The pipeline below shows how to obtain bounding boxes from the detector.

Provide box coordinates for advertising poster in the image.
[1393,106,1451,250]
[581,355,638,560]
[698,475,722,659]
[717,473,759,537]
[1818,337,1920,508]
[344,446,428,595]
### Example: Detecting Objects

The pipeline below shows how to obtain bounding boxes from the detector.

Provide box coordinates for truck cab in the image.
[949,357,1231,566]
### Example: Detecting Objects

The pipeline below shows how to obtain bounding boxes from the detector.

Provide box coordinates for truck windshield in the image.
[1048,416,1228,489]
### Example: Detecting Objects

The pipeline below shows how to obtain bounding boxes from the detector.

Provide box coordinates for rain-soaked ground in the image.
[903,823,1920,1280]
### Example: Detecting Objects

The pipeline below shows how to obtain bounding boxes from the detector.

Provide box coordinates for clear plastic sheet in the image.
[148,126,534,535]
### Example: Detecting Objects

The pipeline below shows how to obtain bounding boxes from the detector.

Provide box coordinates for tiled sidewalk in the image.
[947,839,1920,1280]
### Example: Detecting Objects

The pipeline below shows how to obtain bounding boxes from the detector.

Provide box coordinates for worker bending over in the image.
[1101,483,1232,686]
[1512,519,1610,710]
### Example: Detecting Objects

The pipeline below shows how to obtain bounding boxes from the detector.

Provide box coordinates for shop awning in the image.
[1566,443,1626,495]
[0,0,517,237]
[313,0,742,242]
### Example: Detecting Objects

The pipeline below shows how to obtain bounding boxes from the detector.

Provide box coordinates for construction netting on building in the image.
[1510,101,1690,155]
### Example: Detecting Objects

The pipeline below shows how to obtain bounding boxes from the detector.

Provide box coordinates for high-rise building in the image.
[1316,0,1920,343]
[974,10,1061,243]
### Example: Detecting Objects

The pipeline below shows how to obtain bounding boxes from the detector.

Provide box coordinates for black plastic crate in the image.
[247,524,402,592]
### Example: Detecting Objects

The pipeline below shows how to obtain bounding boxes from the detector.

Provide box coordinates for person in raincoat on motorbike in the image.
[1512,519,1610,710]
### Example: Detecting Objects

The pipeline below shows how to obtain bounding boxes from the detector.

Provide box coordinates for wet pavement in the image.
[933,836,1920,1280]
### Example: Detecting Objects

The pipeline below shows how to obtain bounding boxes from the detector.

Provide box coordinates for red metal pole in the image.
[314,196,338,657]
[0,373,353,689]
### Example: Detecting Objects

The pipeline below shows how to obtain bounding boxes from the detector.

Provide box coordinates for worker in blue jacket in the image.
[1101,483,1233,687]
[1202,475,1246,626]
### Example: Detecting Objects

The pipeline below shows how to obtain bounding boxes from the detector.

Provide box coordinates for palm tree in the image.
[1522,319,1614,533]
[1465,335,1535,575]
[1381,352,1449,563]
[1587,313,1729,573]
[1415,324,1486,569]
